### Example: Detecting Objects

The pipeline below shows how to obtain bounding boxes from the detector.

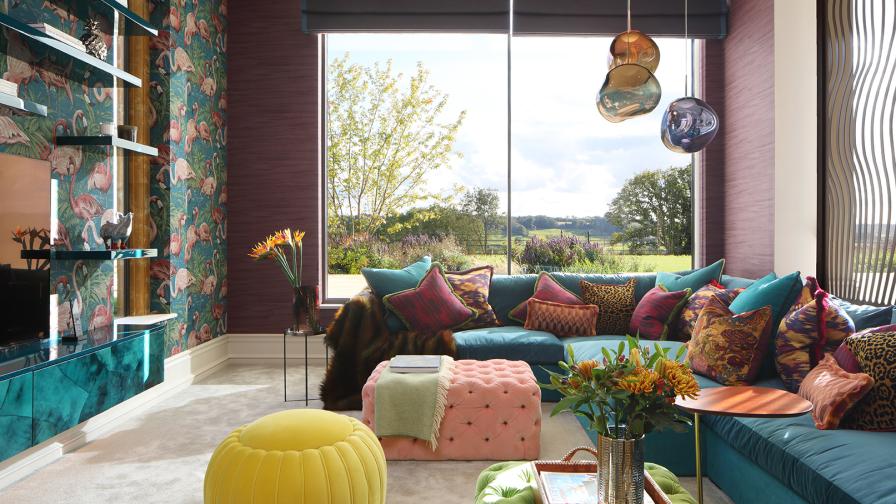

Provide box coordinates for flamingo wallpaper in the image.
[0,1,118,339]
[149,0,228,356]
[0,0,227,356]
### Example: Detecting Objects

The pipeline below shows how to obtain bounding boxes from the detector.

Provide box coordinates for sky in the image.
[327,34,694,218]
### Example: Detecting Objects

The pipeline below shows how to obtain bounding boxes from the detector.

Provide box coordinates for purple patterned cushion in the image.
[775,277,856,391]
[446,266,499,329]
[676,280,742,341]
[629,285,692,340]
[508,272,583,323]
[383,264,475,332]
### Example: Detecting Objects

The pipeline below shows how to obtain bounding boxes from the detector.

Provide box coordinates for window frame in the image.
[320,34,702,304]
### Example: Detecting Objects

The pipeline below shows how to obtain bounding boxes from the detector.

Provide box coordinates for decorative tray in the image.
[533,447,671,504]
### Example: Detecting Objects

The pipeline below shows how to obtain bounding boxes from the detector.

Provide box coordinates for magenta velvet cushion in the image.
[383,264,475,332]
[629,285,692,340]
[508,272,584,323]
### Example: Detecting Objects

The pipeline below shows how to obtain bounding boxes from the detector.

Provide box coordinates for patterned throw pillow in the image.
[629,285,691,340]
[775,278,856,391]
[677,280,742,341]
[509,272,583,323]
[799,354,874,430]
[580,278,636,335]
[841,326,896,431]
[688,295,774,385]
[524,298,599,337]
[445,266,499,330]
[383,264,475,333]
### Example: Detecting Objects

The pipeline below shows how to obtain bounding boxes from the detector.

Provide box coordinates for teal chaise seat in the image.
[441,270,896,504]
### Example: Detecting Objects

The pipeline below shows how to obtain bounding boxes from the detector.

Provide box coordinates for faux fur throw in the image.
[320,289,457,410]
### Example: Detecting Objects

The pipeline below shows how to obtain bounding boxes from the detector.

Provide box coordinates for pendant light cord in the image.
[627,0,631,32]
[684,0,690,96]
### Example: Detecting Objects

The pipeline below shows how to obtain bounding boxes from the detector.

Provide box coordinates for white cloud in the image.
[327,34,695,218]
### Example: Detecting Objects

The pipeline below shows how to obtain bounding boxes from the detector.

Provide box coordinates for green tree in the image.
[460,187,501,247]
[605,165,692,255]
[327,54,466,239]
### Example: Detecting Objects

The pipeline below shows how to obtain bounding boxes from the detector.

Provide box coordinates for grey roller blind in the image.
[302,0,511,33]
[513,0,728,38]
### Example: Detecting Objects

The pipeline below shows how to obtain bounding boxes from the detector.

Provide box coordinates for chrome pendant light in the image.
[597,0,662,122]
[661,0,719,153]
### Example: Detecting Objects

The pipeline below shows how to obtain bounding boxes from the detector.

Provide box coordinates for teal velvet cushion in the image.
[830,296,895,331]
[361,256,431,297]
[703,378,896,504]
[720,275,756,290]
[562,335,688,363]
[656,259,725,292]
[729,271,802,328]
[454,326,565,364]
[362,256,431,332]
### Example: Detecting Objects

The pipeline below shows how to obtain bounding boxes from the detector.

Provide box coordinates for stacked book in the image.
[388,355,441,373]
[0,78,17,96]
[29,23,86,52]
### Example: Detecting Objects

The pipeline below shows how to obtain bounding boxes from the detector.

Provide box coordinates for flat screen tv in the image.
[0,153,51,344]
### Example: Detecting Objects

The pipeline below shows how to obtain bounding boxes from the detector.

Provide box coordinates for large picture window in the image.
[324,34,696,301]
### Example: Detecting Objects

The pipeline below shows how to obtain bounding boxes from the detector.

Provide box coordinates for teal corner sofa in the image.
[443,271,896,504]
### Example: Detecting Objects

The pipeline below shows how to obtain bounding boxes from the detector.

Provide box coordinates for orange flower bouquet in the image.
[249,229,320,333]
[542,336,698,439]
[541,337,699,504]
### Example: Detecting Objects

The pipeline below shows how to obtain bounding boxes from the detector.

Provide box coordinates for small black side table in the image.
[283,328,329,404]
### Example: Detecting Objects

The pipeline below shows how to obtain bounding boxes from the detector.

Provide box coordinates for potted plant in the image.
[248,228,321,334]
[541,337,699,504]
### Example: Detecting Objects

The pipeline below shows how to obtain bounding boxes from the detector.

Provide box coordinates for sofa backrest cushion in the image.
[830,296,896,332]
[490,272,665,325]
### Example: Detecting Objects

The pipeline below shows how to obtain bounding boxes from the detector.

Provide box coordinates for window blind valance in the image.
[302,0,728,39]
[301,0,511,33]
[513,0,729,38]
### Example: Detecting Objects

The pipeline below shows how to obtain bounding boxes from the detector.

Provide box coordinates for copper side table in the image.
[283,329,328,404]
[675,386,813,504]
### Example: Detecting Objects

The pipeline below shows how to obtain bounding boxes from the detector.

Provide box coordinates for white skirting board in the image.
[227,333,328,360]
[0,335,230,490]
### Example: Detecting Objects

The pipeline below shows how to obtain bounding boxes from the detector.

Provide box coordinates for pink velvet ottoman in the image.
[361,359,541,460]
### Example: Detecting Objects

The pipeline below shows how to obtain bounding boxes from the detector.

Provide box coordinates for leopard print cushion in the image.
[842,325,896,431]
[580,278,636,335]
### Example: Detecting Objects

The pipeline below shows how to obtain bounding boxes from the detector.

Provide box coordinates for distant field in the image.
[633,255,692,272]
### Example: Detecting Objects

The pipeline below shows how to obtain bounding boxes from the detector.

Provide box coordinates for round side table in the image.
[675,386,813,504]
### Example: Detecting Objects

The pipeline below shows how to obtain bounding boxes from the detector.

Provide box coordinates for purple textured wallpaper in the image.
[700,0,775,279]
[227,1,324,334]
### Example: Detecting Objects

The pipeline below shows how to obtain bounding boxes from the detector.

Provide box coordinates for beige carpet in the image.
[0,362,733,503]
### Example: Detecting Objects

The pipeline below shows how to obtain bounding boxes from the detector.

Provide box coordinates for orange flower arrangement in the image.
[248,228,305,288]
[542,336,699,439]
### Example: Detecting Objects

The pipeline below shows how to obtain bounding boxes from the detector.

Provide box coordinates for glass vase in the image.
[597,427,645,504]
[292,285,321,334]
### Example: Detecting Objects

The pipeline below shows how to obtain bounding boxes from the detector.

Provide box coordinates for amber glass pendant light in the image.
[609,29,660,72]
[661,0,719,153]
[597,0,662,122]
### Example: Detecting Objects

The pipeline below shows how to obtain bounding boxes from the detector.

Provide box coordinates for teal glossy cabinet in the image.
[0,326,164,461]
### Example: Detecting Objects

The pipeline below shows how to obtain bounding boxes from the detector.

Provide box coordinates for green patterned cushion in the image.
[474,461,696,504]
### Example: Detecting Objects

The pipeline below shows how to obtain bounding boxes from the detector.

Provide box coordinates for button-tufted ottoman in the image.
[361,358,541,460]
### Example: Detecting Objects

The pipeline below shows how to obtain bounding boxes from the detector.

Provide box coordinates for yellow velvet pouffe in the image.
[204,409,386,503]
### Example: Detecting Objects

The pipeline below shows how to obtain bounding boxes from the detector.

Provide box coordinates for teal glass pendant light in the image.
[661,0,719,153]
[597,0,662,122]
